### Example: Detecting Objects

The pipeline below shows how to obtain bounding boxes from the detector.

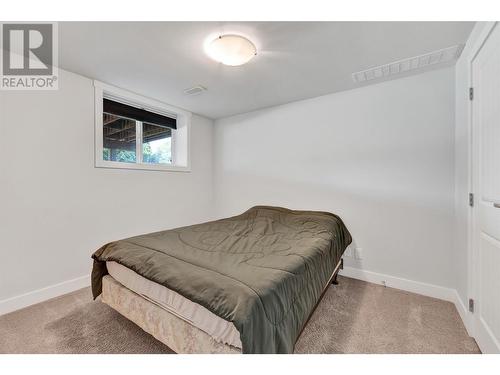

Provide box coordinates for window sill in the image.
[95,160,191,172]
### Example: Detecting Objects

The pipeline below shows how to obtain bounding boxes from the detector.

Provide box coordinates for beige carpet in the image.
[0,276,480,354]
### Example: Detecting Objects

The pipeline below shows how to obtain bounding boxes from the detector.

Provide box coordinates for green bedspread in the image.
[91,206,351,353]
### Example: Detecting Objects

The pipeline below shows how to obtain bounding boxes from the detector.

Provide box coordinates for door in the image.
[471,22,500,353]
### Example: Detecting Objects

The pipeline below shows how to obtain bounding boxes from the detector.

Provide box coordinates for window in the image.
[94,81,191,171]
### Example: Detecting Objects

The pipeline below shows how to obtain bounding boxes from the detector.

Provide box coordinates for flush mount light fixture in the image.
[205,34,257,66]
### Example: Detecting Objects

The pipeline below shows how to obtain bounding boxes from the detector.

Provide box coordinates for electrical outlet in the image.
[354,248,363,260]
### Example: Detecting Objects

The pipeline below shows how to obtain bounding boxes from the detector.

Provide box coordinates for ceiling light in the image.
[205,35,257,66]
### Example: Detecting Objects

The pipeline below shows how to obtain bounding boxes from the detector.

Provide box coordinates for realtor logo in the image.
[1,22,58,90]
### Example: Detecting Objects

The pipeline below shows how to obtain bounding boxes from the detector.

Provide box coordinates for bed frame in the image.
[101,258,344,354]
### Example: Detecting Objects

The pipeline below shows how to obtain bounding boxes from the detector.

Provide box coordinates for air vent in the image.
[352,44,464,83]
[183,85,207,96]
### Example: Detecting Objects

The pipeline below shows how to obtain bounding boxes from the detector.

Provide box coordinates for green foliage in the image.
[103,147,136,163]
[142,143,159,163]
[103,139,171,164]
[103,148,110,160]
[143,140,172,164]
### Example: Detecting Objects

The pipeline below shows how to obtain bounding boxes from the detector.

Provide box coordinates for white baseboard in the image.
[339,266,456,302]
[0,275,90,316]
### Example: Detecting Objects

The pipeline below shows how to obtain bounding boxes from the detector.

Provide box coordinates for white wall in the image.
[0,69,214,304]
[213,68,456,289]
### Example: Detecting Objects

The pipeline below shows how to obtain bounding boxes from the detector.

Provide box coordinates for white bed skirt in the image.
[101,275,241,354]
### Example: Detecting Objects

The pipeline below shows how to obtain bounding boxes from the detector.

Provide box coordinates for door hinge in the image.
[469,87,474,101]
[469,193,474,207]
[469,298,475,313]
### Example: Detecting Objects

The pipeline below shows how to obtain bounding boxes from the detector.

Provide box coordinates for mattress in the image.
[106,261,242,348]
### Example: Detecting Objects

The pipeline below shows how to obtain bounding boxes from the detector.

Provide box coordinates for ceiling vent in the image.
[184,85,207,96]
[352,44,464,83]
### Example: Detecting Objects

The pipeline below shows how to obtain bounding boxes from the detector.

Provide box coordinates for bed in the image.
[92,206,351,354]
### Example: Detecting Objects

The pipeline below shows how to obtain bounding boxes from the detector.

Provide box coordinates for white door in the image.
[471,22,500,354]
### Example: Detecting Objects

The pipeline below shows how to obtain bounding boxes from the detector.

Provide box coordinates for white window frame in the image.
[94,80,191,172]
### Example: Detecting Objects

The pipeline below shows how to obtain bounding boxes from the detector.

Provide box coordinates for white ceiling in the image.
[59,22,474,119]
